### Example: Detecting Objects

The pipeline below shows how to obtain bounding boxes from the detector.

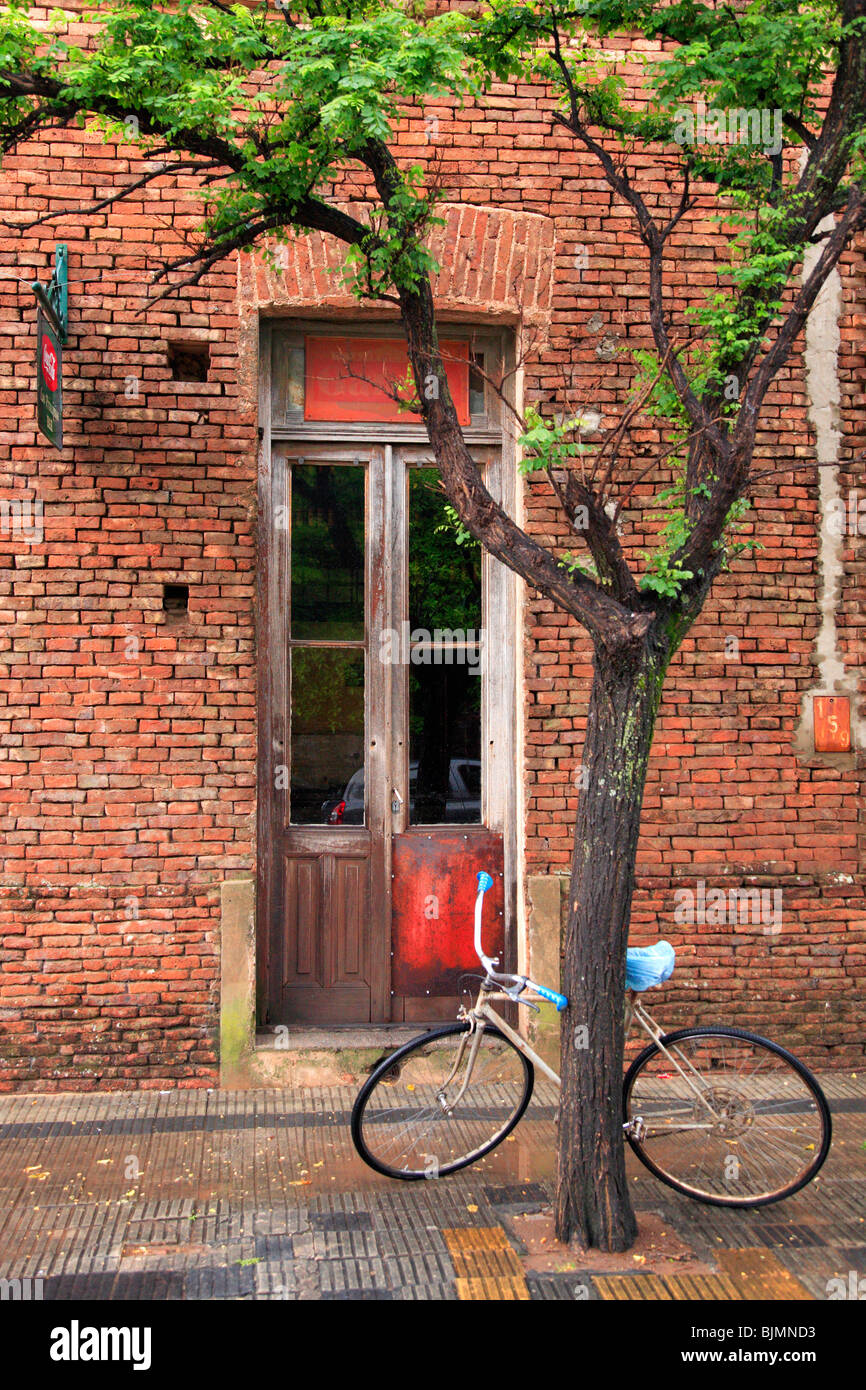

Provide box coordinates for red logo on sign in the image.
[41,337,58,392]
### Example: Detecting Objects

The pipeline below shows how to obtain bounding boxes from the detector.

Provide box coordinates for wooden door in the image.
[260,446,391,1024]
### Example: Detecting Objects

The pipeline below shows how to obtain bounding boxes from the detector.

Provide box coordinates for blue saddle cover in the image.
[626,940,675,991]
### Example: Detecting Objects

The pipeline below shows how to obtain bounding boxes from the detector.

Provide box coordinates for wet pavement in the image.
[0,1074,863,1301]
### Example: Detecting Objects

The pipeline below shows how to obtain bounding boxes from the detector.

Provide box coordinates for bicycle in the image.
[351,871,832,1208]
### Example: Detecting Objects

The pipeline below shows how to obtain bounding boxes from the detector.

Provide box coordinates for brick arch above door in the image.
[237,203,555,398]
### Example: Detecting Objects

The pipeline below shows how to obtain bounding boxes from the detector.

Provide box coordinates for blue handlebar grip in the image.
[534,983,569,1012]
[476,871,493,893]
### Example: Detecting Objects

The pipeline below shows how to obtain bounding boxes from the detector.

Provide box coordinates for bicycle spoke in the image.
[355,1026,532,1177]
[625,1030,829,1205]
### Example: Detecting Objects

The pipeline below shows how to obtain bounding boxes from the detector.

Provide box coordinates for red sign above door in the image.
[304,336,471,425]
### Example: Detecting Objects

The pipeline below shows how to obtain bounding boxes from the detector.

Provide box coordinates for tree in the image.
[2,0,864,1251]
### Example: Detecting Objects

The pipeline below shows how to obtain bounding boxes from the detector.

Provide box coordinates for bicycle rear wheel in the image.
[623,1026,831,1208]
[351,1021,534,1180]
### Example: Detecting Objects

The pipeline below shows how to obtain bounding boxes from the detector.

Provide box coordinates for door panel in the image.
[287,857,318,978]
[276,841,373,1023]
[391,829,505,996]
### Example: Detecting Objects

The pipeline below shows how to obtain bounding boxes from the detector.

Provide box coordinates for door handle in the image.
[391,788,403,814]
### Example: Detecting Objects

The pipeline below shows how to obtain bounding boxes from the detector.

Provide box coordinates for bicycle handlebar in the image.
[474,875,498,975]
[474,869,568,1011]
[531,982,569,1013]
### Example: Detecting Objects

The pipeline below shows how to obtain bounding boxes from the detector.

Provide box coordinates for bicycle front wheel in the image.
[623,1026,831,1208]
[351,1021,534,1180]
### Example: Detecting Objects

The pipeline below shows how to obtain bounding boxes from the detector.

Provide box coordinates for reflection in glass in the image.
[291,465,364,640]
[286,344,305,413]
[469,352,486,418]
[290,648,365,825]
[407,466,482,824]
[409,661,481,825]
[408,468,481,633]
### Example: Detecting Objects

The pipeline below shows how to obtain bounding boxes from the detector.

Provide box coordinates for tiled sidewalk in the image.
[0,1073,863,1301]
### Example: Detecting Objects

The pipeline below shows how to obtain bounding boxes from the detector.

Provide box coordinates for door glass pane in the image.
[290,648,365,825]
[408,468,481,632]
[407,466,482,825]
[469,352,486,418]
[291,464,364,640]
[409,661,482,825]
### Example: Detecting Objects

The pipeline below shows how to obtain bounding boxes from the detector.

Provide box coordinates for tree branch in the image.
[735,187,866,445]
[358,137,651,652]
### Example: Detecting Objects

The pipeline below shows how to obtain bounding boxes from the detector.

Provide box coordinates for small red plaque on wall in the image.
[304,336,471,424]
[813,696,851,753]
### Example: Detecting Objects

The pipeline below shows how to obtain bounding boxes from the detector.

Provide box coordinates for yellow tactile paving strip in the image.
[716,1248,814,1300]
[594,1272,675,1300]
[662,1273,745,1301]
[455,1276,532,1300]
[578,1252,814,1302]
[446,1229,814,1302]
[594,1272,744,1300]
[443,1226,530,1300]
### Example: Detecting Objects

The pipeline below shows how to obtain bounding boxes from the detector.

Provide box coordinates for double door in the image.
[259,441,512,1025]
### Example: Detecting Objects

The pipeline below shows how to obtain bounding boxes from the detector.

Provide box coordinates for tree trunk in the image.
[555,633,670,1250]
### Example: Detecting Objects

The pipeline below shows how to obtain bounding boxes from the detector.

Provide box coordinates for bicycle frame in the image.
[454,980,726,1131]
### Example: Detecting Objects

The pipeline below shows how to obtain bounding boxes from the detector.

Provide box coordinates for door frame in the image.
[256,317,521,1027]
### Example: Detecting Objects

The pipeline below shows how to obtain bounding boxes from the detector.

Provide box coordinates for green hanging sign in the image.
[30,245,67,451]
[36,310,63,449]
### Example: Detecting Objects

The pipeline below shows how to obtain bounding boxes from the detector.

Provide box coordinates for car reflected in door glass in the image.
[323,760,481,825]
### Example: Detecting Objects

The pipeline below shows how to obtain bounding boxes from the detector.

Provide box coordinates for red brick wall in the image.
[0,14,863,1086]
[0,9,259,1085]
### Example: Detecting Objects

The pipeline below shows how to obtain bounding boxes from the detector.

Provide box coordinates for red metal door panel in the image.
[391,830,505,996]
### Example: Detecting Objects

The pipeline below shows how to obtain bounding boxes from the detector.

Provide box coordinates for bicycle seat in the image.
[626,940,675,991]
